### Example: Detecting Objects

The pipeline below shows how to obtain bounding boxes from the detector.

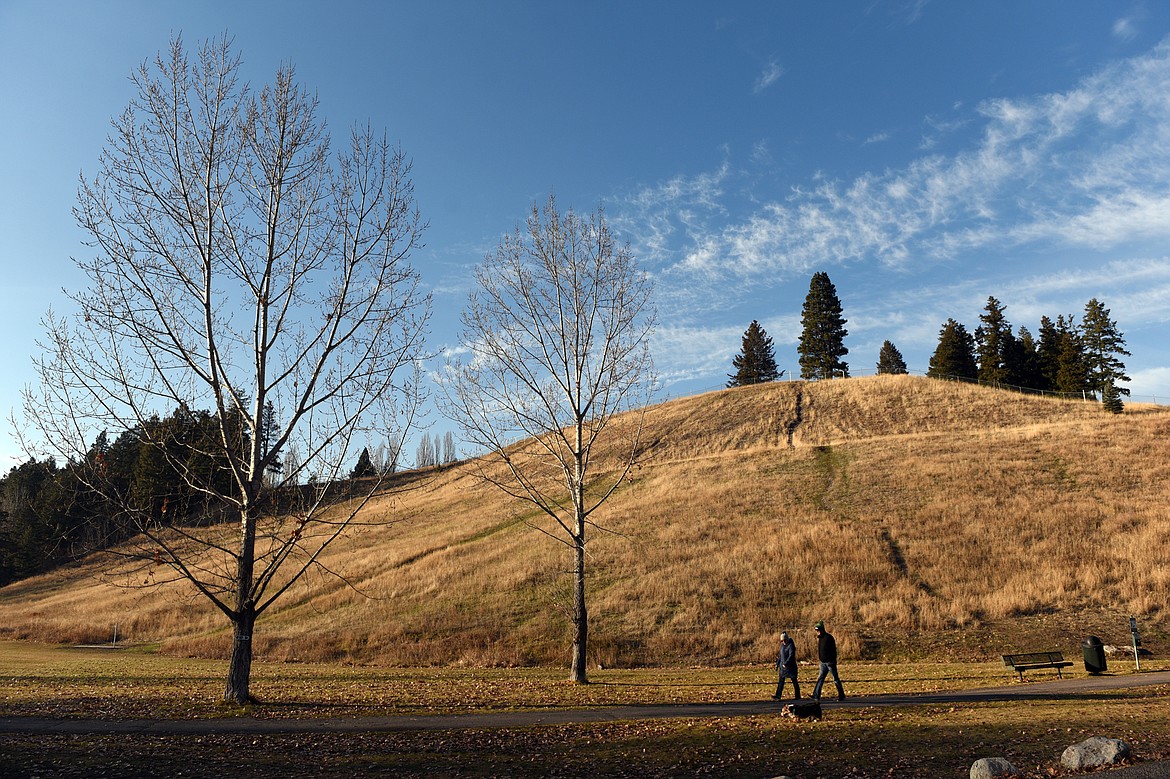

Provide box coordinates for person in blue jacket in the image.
[772,631,801,700]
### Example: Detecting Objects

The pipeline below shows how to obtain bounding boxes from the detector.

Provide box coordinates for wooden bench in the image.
[1002,651,1073,681]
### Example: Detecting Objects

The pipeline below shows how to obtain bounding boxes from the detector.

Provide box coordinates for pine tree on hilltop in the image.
[798,272,849,380]
[927,319,977,380]
[728,320,781,387]
[975,296,1018,386]
[1036,315,1062,391]
[1014,326,1043,390]
[1053,314,1090,395]
[1081,298,1131,397]
[876,340,908,375]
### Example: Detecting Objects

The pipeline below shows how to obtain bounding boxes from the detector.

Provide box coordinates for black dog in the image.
[781,700,822,720]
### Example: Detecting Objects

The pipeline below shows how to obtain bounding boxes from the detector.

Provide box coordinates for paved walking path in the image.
[2,669,1168,736]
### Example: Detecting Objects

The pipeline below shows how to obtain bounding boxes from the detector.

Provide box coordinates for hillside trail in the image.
[3,669,1167,736]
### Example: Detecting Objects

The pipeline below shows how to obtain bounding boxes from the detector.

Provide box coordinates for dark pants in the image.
[775,672,800,699]
[812,662,844,700]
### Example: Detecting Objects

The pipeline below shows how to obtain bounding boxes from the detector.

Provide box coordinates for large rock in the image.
[970,757,1019,778]
[1061,736,1131,771]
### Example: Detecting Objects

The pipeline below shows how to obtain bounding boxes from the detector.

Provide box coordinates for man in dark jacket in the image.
[772,631,800,700]
[811,620,845,702]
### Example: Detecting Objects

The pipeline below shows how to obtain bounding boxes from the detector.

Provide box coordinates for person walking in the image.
[811,620,845,702]
[772,631,801,700]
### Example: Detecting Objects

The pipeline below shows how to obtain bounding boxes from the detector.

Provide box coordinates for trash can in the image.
[1083,635,1107,675]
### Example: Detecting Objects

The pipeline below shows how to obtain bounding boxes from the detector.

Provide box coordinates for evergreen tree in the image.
[974,296,1018,386]
[876,340,908,375]
[1014,326,1044,390]
[927,319,977,380]
[1053,315,1090,395]
[1101,380,1124,414]
[1080,298,1131,397]
[0,458,69,584]
[1036,315,1061,391]
[728,320,781,386]
[132,416,171,522]
[350,447,376,479]
[798,272,849,379]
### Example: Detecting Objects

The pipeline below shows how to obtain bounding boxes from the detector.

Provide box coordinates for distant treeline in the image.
[0,404,276,586]
[0,402,447,587]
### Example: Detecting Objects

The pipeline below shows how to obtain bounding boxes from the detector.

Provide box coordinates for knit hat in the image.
[814,621,825,630]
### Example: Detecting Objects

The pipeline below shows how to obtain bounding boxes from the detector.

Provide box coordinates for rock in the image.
[970,757,1019,778]
[1103,644,1152,657]
[1061,736,1131,771]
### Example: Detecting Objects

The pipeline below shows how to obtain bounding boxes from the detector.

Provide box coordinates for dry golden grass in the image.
[2,375,1167,668]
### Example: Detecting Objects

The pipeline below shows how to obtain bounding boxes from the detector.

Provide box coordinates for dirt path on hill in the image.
[2,669,1167,736]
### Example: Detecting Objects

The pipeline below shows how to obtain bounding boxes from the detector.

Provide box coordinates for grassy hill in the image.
[2,375,1167,668]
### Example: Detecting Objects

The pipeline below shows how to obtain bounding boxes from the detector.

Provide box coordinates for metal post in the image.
[1129,616,1141,671]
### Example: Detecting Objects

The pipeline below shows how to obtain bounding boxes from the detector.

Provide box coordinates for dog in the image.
[780,700,823,720]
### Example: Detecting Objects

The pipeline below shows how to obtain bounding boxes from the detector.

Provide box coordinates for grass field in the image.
[2,642,1169,778]
[2,376,1167,672]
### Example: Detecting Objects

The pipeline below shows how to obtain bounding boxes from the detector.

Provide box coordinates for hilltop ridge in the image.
[2,375,1167,667]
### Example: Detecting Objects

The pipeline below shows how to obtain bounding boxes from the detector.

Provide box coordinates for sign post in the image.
[1129,616,1141,671]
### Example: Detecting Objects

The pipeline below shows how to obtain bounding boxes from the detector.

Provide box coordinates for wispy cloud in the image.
[615,162,730,267]
[1114,16,1139,41]
[651,322,745,385]
[890,0,931,26]
[650,38,1170,279]
[750,139,772,165]
[752,59,784,93]
[651,314,801,386]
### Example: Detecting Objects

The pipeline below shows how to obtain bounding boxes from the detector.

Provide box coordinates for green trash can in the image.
[1083,635,1107,675]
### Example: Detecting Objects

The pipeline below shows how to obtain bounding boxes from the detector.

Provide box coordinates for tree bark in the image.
[224,607,256,704]
[569,537,588,684]
[226,502,258,704]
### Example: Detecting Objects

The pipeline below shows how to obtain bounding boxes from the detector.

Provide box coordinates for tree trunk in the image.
[224,607,256,704]
[569,536,588,683]
[226,501,258,704]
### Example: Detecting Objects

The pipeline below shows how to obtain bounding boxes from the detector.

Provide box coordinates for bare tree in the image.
[440,195,655,683]
[370,440,400,475]
[442,430,456,465]
[19,36,430,704]
[415,433,436,469]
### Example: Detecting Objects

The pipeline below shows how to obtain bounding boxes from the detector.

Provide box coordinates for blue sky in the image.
[3,1,1170,468]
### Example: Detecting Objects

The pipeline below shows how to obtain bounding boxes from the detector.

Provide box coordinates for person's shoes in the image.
[837,695,846,702]
[770,695,780,700]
